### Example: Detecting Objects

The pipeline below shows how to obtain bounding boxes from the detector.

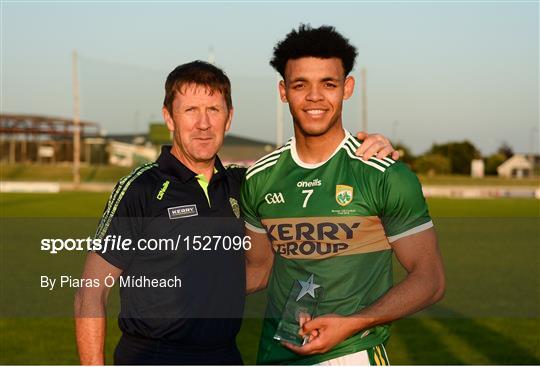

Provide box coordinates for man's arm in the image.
[74,252,123,365]
[245,227,274,294]
[284,227,445,355]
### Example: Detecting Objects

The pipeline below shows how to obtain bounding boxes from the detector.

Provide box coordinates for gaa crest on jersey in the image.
[336,185,353,206]
[265,192,285,204]
[229,197,240,218]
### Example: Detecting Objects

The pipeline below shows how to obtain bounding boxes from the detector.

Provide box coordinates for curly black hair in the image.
[270,24,358,79]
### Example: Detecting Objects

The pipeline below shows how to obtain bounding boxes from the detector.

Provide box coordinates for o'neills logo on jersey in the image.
[297,179,322,188]
[261,216,392,259]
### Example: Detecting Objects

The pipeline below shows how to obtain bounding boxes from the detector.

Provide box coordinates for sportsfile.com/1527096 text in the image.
[40,235,252,254]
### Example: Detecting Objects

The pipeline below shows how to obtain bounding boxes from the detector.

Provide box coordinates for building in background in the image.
[471,159,485,178]
[0,114,102,164]
[497,154,538,178]
[108,140,157,167]
[1,115,273,168]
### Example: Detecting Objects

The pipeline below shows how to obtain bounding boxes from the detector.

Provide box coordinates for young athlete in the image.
[241,25,445,365]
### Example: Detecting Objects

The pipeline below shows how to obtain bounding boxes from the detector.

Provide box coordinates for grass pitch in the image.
[0,194,538,364]
[3,163,540,187]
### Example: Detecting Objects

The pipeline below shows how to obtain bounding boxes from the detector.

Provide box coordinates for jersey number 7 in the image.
[301,189,314,208]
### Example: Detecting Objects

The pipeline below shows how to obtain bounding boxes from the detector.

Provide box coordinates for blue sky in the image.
[2,1,538,155]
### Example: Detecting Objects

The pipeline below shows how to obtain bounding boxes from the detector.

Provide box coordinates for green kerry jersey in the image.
[240,130,433,365]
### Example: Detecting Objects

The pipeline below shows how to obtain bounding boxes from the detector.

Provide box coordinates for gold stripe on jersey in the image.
[376,346,387,365]
[246,141,292,180]
[261,216,391,259]
[373,347,382,366]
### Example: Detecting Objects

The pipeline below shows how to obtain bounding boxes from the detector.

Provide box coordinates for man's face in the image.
[279,57,354,137]
[162,84,232,163]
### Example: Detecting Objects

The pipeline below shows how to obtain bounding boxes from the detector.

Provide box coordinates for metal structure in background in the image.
[72,50,81,186]
[0,114,101,163]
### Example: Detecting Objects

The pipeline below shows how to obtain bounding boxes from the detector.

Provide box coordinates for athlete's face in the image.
[279,57,354,137]
[162,84,232,163]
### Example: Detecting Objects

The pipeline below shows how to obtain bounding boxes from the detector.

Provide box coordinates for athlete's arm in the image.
[245,227,274,294]
[284,227,445,355]
[74,252,123,365]
[355,131,400,161]
[354,227,445,323]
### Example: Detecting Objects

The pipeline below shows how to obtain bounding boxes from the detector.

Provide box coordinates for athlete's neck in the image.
[169,145,215,181]
[294,124,346,164]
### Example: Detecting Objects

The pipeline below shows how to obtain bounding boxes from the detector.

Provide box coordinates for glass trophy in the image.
[273,274,324,346]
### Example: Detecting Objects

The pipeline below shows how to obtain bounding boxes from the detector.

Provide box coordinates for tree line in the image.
[395,141,515,176]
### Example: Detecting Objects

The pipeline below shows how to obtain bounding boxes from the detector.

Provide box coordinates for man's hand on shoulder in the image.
[355,131,400,161]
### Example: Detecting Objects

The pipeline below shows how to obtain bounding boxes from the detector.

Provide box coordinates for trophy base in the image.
[273,319,308,346]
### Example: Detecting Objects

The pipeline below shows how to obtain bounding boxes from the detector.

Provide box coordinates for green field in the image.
[0,193,539,364]
[418,174,540,187]
[1,164,133,183]
[2,163,540,187]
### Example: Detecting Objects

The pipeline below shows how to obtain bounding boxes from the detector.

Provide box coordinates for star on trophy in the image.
[273,274,324,346]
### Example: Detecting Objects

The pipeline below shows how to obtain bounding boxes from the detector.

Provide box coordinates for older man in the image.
[74,60,396,365]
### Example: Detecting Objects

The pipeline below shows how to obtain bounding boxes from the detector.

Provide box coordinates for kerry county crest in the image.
[335,185,353,206]
[229,197,241,218]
